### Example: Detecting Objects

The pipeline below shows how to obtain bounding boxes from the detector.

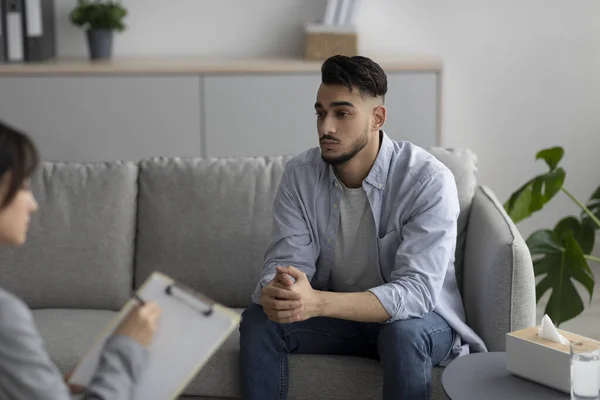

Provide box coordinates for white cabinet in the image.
[203,72,440,158]
[0,76,202,162]
[0,59,441,162]
[384,72,439,148]
[204,74,321,158]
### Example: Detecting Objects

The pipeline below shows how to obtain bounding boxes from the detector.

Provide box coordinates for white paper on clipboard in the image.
[68,271,241,400]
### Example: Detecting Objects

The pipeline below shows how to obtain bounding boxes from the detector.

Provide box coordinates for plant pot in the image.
[86,29,113,60]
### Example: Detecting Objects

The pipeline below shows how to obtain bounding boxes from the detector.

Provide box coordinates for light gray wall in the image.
[49,0,600,236]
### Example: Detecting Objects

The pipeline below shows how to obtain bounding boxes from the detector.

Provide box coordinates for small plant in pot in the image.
[69,0,127,60]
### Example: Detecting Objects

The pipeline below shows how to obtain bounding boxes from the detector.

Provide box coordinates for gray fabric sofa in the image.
[0,147,536,400]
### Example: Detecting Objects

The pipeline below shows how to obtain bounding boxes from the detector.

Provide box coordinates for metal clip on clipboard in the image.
[165,282,214,316]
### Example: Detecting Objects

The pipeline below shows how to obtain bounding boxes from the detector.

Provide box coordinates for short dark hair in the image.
[321,55,388,100]
[0,121,39,208]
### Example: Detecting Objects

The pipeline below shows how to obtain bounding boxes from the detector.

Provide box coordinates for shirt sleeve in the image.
[0,294,147,400]
[252,163,319,304]
[368,167,460,322]
[85,334,149,400]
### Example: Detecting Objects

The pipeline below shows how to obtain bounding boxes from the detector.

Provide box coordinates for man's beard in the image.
[321,129,369,166]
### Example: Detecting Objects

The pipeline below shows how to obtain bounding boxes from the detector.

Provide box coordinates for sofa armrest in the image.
[463,186,536,351]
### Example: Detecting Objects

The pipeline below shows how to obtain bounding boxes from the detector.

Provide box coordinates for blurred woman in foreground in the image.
[0,120,161,399]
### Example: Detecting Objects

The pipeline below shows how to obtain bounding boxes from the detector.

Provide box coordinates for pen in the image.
[133,294,146,305]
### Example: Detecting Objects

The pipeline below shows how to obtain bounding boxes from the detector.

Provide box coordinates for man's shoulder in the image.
[388,139,453,185]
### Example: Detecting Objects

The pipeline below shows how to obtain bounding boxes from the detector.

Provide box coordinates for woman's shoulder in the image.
[0,287,33,329]
[0,287,28,308]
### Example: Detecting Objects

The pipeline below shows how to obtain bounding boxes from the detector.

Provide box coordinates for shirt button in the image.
[378,184,383,189]
[333,204,338,209]
[327,238,332,243]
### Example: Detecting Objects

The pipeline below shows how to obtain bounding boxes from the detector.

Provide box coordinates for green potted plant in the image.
[505,146,600,327]
[69,0,127,60]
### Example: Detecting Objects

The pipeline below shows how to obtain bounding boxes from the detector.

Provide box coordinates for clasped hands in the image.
[260,266,321,324]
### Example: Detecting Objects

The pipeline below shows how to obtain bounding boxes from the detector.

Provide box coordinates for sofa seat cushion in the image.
[32,309,118,373]
[183,310,446,400]
[34,308,446,399]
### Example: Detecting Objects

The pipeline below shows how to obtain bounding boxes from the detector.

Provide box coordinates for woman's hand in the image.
[115,301,162,348]
[63,371,85,394]
[62,302,160,394]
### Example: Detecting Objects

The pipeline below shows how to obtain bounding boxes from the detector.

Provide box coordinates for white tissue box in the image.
[506,326,600,393]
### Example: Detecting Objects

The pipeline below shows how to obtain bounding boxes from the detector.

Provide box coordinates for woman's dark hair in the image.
[321,55,388,100]
[0,121,39,208]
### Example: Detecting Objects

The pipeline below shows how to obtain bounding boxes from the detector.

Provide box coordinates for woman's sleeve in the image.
[0,293,147,400]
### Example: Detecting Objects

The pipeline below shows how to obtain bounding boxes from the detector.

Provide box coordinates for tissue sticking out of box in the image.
[538,314,570,345]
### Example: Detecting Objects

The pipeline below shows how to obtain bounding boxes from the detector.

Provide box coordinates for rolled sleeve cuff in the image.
[368,283,408,323]
[251,272,277,304]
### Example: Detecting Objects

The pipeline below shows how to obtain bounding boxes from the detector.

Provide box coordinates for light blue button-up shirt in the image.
[252,131,487,363]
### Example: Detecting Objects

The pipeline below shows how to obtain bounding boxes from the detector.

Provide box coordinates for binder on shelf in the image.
[322,0,362,27]
[323,0,339,26]
[347,0,362,26]
[68,271,241,400]
[4,0,24,62]
[23,0,56,62]
[0,0,55,63]
[335,0,350,26]
[0,0,5,61]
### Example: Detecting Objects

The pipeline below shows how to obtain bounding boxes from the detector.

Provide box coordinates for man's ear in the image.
[372,105,386,130]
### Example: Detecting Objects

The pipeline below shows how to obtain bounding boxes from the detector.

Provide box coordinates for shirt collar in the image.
[327,130,393,191]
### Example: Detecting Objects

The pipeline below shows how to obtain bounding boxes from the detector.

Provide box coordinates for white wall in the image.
[358,0,600,239]
[55,0,327,58]
[54,0,600,237]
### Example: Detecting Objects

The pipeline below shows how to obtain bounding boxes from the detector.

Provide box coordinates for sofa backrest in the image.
[0,147,479,311]
[134,156,291,308]
[426,147,478,293]
[135,148,478,308]
[0,161,138,310]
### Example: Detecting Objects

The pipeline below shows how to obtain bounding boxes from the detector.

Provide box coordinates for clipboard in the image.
[68,271,241,400]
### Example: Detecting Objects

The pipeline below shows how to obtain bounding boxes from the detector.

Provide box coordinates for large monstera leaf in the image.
[527,217,595,326]
[505,147,566,223]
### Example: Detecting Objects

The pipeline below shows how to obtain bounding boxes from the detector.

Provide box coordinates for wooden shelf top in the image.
[0,55,442,75]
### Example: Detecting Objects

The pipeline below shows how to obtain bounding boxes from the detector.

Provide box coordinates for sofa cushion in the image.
[135,156,291,308]
[463,186,536,351]
[0,161,138,310]
[182,310,446,399]
[135,149,477,308]
[426,148,478,293]
[35,308,447,400]
[32,309,117,373]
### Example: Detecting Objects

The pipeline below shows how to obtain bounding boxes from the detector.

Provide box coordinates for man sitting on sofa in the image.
[239,55,486,400]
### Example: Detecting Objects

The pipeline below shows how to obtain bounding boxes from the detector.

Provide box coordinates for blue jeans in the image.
[239,302,454,400]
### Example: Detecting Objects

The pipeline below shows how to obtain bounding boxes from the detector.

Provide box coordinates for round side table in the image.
[442,352,569,400]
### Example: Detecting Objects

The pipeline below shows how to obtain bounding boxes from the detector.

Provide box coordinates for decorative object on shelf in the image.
[69,0,127,60]
[504,146,600,327]
[304,23,358,61]
[304,0,362,60]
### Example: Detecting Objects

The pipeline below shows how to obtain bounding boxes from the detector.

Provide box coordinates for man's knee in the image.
[239,302,278,341]
[241,302,266,324]
[379,316,427,350]
[241,302,266,329]
[378,312,452,363]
